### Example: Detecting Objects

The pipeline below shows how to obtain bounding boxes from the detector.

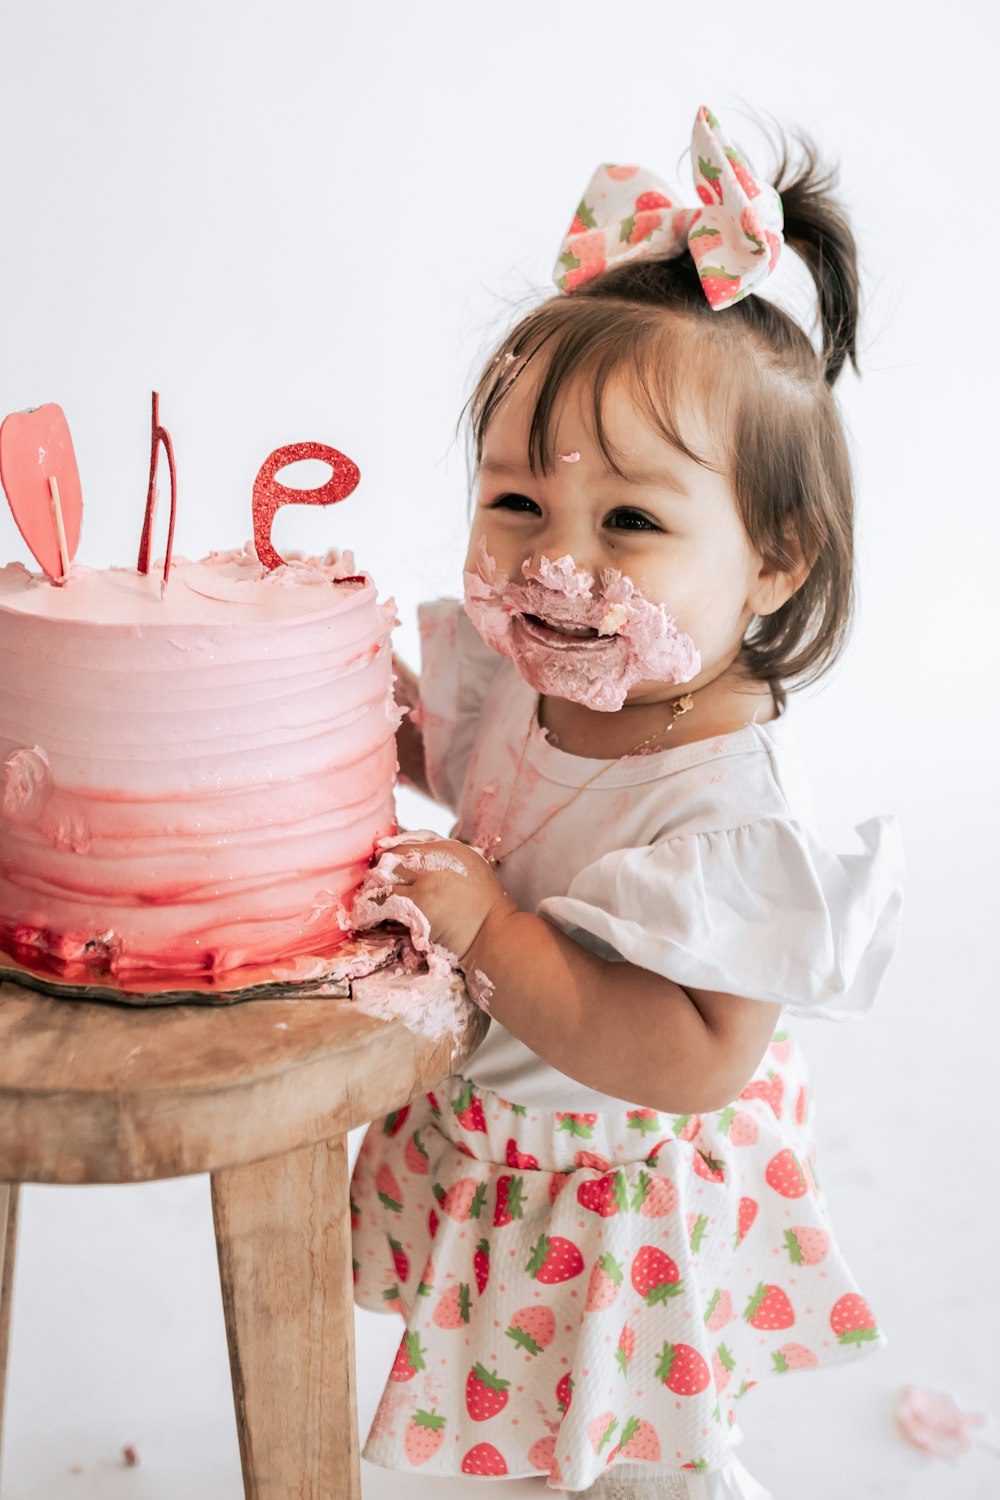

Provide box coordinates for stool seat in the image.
[0,961,487,1499]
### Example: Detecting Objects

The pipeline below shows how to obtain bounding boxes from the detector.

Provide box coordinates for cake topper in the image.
[136,392,178,586]
[0,403,83,582]
[252,441,364,577]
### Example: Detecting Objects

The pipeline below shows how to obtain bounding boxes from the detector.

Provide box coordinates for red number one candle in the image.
[252,441,364,577]
[136,391,178,584]
[0,403,83,582]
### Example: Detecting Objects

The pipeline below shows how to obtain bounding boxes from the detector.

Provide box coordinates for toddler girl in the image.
[351,105,902,1499]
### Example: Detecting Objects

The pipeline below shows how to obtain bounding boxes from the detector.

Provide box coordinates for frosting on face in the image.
[463,542,700,712]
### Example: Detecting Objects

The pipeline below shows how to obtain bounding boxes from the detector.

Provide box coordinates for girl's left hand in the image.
[382,837,513,960]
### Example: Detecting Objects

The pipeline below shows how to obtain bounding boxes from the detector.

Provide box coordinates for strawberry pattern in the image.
[352,1030,885,1491]
[553,103,784,311]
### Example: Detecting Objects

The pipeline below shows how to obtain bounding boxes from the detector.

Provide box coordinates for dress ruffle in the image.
[352,1031,885,1491]
[539,816,904,1021]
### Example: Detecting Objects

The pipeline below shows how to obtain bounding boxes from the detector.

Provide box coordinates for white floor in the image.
[3,771,999,1499]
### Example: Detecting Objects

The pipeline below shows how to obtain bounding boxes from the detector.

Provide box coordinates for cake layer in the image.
[0,549,399,987]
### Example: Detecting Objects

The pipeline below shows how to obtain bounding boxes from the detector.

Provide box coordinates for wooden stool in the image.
[0,966,485,1499]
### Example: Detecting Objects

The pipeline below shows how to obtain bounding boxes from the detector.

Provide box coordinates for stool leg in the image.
[211,1138,360,1500]
[0,1184,20,1476]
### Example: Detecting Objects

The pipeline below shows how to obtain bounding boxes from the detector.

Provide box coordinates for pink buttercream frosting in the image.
[463,542,700,712]
[0,549,397,988]
[895,1386,987,1460]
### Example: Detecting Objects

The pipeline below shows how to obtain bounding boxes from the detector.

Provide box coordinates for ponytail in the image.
[772,140,860,385]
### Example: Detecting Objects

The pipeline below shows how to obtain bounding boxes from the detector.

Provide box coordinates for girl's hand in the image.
[381,837,514,961]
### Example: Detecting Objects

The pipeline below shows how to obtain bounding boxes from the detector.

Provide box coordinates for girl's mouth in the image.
[518,612,605,644]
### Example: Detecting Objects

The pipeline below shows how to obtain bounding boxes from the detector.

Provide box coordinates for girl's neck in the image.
[537,664,778,759]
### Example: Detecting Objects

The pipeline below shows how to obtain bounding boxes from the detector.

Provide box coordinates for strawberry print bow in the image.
[554,105,783,311]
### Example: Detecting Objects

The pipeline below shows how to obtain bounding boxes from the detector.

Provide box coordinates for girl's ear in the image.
[749,530,813,618]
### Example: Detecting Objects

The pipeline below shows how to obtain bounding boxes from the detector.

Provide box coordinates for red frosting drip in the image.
[252,441,362,575]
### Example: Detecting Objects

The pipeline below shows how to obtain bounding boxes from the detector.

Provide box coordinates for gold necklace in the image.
[485,692,695,866]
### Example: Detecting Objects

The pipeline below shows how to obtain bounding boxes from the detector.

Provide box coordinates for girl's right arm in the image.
[393,653,432,799]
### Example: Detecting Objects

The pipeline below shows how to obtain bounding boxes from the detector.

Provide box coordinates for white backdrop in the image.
[1,2,998,1497]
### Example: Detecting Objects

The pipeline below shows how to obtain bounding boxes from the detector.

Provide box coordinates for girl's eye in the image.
[605,508,662,533]
[489,493,542,516]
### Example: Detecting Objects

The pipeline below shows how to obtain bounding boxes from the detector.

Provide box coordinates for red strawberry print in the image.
[452,1082,488,1134]
[383,1105,410,1137]
[586,1252,624,1312]
[473,1237,490,1295]
[698,267,743,310]
[381,1281,402,1312]
[416,1254,434,1297]
[736,1196,758,1244]
[693,1149,726,1183]
[615,1323,636,1375]
[387,1234,409,1282]
[494,1174,524,1226]
[741,1072,784,1119]
[830,1294,880,1344]
[804,1153,822,1197]
[426,1089,441,1116]
[725,146,761,199]
[768,1029,793,1064]
[605,164,640,181]
[766,1149,808,1198]
[784,1226,830,1266]
[439,1177,486,1221]
[765,229,781,270]
[609,1415,662,1464]
[555,1112,598,1138]
[375,1165,403,1212]
[772,1342,818,1372]
[556,232,606,292]
[528,1434,557,1471]
[631,1169,678,1217]
[404,1408,446,1465]
[556,1371,574,1414]
[717,1106,758,1146]
[461,1442,508,1476]
[621,209,664,246]
[688,1213,709,1252]
[739,205,766,256]
[574,1149,612,1171]
[711,1343,735,1393]
[656,1340,711,1395]
[631,1245,683,1305]
[432,1282,471,1329]
[697,156,723,202]
[404,1129,429,1175]
[527,1234,584,1284]
[672,1113,702,1141]
[506,1304,556,1355]
[506,1137,539,1169]
[549,1169,573,1203]
[704,1288,733,1332]
[427,1206,439,1240]
[567,198,597,235]
[636,189,673,211]
[794,1084,809,1125]
[349,1193,360,1230]
[688,224,723,261]
[389,1330,426,1382]
[577,1170,628,1218]
[466,1363,510,1421]
[744,1282,795,1331]
[626,1108,661,1136]
[588,1413,618,1455]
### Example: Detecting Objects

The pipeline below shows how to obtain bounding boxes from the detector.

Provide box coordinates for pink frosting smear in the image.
[463,541,700,712]
[895,1386,987,1459]
[346,830,459,979]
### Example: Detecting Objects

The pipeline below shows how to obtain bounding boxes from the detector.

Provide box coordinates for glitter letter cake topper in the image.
[0,403,83,582]
[136,391,178,585]
[252,442,364,575]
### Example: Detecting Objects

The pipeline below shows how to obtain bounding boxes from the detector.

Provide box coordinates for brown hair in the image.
[465,136,861,705]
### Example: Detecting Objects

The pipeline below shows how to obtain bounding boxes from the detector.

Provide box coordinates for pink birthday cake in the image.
[0,546,398,990]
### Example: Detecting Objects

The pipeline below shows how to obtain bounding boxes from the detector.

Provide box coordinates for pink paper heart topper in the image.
[0,403,83,580]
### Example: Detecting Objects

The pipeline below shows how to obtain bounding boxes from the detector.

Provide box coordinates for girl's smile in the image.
[466,364,801,751]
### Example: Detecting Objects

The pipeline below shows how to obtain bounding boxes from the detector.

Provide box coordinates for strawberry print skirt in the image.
[351,1030,885,1492]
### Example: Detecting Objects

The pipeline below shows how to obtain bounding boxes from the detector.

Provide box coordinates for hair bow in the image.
[554,105,783,311]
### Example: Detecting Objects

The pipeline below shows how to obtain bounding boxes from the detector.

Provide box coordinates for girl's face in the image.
[466,365,789,713]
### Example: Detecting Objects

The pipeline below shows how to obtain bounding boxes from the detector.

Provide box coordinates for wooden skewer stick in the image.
[48,474,71,578]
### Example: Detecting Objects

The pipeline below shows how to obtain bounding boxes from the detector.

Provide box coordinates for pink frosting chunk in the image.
[895,1385,987,1459]
[463,542,700,712]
